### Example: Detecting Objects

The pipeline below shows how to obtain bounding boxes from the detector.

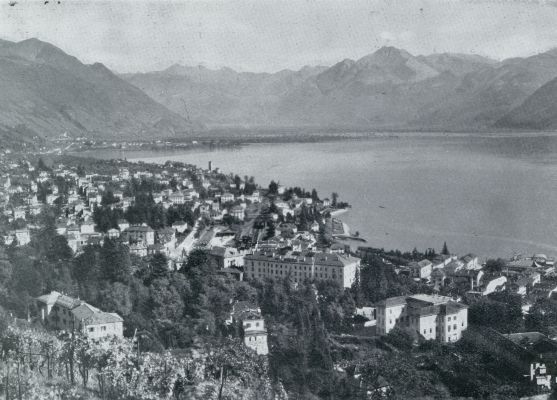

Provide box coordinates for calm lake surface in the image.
[90,134,557,258]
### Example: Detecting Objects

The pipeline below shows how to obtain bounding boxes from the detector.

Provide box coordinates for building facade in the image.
[244,250,360,288]
[375,294,468,343]
[37,291,124,339]
[228,301,269,355]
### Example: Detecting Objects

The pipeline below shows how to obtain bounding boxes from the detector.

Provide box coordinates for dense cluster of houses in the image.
[0,157,359,353]
[5,155,557,375]
[351,249,557,389]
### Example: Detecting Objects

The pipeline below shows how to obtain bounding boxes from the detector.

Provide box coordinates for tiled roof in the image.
[37,291,123,326]
[375,296,407,307]
[71,303,99,320]
[37,291,82,309]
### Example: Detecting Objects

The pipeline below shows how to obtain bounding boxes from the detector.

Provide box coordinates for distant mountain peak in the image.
[355,46,416,69]
[373,46,412,58]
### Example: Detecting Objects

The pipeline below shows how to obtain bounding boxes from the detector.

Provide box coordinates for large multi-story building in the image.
[375,294,468,343]
[244,250,360,288]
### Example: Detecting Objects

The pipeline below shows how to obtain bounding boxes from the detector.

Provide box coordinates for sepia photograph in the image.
[2,0,557,398]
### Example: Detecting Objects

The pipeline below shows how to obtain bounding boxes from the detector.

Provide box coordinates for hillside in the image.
[0,38,194,141]
[413,49,557,130]
[496,75,557,130]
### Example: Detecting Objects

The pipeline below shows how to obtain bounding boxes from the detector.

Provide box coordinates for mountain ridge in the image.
[0,38,195,142]
[3,37,557,140]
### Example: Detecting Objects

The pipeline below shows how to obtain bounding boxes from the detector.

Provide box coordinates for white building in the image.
[37,291,124,339]
[210,246,245,269]
[124,224,155,245]
[229,301,269,355]
[408,260,433,280]
[375,294,468,343]
[172,220,188,233]
[3,228,31,246]
[244,250,360,288]
[221,192,234,203]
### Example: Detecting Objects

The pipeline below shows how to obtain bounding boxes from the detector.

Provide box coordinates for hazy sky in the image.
[1,0,557,73]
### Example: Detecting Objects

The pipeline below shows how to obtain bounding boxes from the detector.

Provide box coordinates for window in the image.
[423,329,426,334]
[447,316,451,321]
[246,323,251,328]
[448,326,451,332]
[88,327,94,332]
[101,326,107,331]
[453,324,457,330]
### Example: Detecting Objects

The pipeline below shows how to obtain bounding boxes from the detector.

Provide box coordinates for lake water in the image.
[90,134,557,258]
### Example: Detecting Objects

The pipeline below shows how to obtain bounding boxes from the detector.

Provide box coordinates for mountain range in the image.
[2,38,557,143]
[123,46,557,132]
[0,38,193,143]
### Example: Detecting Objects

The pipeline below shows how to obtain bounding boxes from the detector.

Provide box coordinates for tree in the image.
[331,192,339,207]
[268,180,278,195]
[311,189,319,202]
[46,235,73,262]
[484,258,506,274]
[441,241,449,255]
[205,337,269,400]
[37,157,50,172]
[74,245,101,287]
[98,282,133,317]
[145,252,169,284]
[469,291,523,333]
[0,247,13,303]
[101,190,118,206]
[100,239,131,283]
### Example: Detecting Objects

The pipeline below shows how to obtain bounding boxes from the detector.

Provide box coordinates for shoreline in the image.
[332,218,367,243]
[56,130,557,159]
